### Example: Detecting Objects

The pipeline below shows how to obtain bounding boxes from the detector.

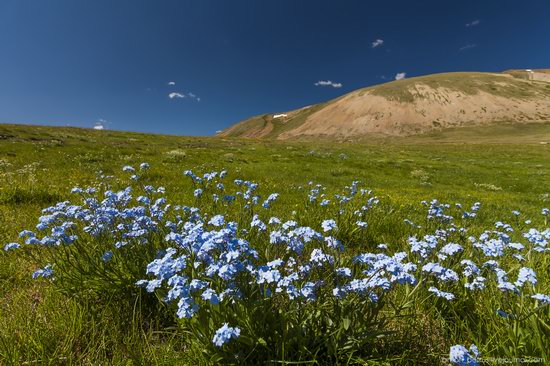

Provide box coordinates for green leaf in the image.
[343,318,351,331]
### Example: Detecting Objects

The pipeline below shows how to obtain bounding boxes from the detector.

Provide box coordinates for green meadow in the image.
[1,123,549,365]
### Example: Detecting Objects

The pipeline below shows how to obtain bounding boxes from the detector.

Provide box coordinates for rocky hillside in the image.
[219,71,550,139]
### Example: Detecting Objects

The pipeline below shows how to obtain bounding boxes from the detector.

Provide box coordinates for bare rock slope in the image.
[219,71,550,139]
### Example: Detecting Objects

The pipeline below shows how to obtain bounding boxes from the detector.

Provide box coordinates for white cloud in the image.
[93,119,107,130]
[314,80,343,88]
[168,91,200,101]
[168,81,176,86]
[465,19,480,27]
[188,92,201,102]
[371,39,384,48]
[459,44,476,51]
[168,92,185,99]
[395,72,406,80]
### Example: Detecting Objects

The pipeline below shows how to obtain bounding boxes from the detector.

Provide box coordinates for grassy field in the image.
[1,123,549,365]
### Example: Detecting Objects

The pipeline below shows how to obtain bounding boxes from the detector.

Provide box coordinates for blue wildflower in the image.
[422,262,459,282]
[409,235,438,259]
[266,259,284,268]
[282,220,297,230]
[3,242,20,251]
[189,279,208,292]
[32,264,54,279]
[300,282,317,301]
[212,323,241,347]
[428,286,455,300]
[201,288,220,305]
[464,276,486,291]
[262,193,279,208]
[356,221,368,228]
[177,297,199,318]
[137,279,163,293]
[251,215,267,231]
[438,243,463,260]
[102,251,113,262]
[336,267,352,277]
[515,267,537,288]
[497,281,519,294]
[531,293,550,304]
[310,248,334,266]
[496,309,511,318]
[321,219,337,232]
[256,268,281,284]
[209,215,225,227]
[115,241,128,249]
[449,344,479,366]
[472,235,507,257]
[218,264,238,281]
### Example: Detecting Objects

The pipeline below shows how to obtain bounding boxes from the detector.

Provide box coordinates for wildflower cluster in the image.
[5,163,550,363]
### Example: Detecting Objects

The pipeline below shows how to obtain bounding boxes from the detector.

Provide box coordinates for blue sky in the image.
[1,0,549,136]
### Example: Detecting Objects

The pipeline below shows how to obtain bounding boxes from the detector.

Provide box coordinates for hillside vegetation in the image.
[221,71,550,139]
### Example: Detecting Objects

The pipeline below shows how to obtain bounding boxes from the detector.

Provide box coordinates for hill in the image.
[220,71,550,139]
